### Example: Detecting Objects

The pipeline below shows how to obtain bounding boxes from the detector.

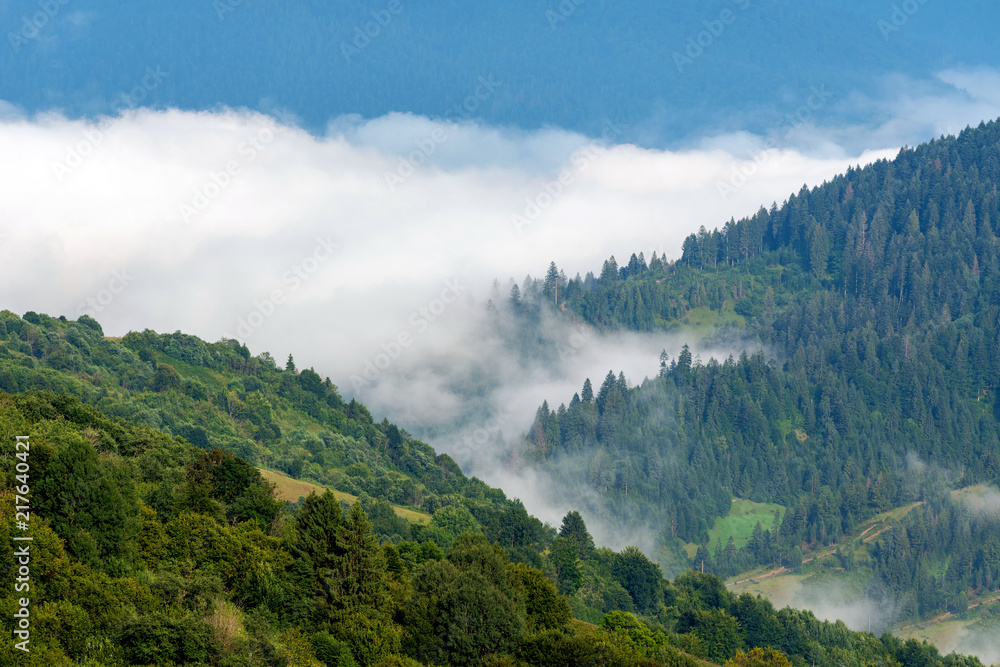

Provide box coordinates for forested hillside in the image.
[513,120,1000,625]
[0,311,512,528]
[0,391,986,666]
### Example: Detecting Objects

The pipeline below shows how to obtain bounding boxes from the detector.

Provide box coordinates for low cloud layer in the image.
[958,486,1000,518]
[3,68,1000,552]
[904,618,1000,667]
[0,100,893,389]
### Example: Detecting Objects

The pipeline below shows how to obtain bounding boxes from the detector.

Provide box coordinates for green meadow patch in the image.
[690,498,785,557]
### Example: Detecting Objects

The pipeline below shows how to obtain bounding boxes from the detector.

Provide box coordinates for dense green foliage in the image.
[0,312,512,520]
[0,391,984,665]
[0,392,585,665]
[515,120,1000,625]
[5,391,977,666]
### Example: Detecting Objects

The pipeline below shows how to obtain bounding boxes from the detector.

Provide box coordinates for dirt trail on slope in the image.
[730,546,842,586]
[731,567,788,586]
[863,526,892,543]
[896,592,1000,631]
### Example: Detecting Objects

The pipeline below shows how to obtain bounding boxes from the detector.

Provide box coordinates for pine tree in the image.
[293,492,391,621]
[335,502,391,616]
[543,261,562,306]
[809,222,829,279]
[649,251,664,272]
[600,256,620,282]
[509,283,522,311]
[676,344,693,374]
[559,511,595,558]
[596,370,617,413]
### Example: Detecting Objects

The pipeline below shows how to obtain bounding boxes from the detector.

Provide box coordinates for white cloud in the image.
[0,104,894,346]
[808,68,1000,155]
[2,66,1000,549]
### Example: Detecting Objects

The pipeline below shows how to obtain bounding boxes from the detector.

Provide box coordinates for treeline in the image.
[493,253,792,332]
[0,391,985,666]
[0,310,506,518]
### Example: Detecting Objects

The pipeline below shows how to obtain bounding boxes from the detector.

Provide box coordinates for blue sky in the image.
[2,0,999,144]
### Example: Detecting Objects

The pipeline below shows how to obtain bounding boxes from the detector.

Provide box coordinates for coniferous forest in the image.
[511,120,1000,630]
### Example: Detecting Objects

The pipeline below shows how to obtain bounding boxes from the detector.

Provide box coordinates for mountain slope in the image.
[0,312,495,513]
[2,369,981,664]
[511,119,1000,626]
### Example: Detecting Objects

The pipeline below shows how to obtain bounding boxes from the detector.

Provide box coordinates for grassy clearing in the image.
[951,484,990,500]
[729,568,871,624]
[897,598,1000,665]
[723,499,926,602]
[682,305,745,338]
[259,467,355,503]
[899,617,974,644]
[724,500,921,589]
[879,501,923,524]
[391,505,434,525]
[708,499,784,554]
[719,488,1000,664]
[683,498,784,559]
[258,467,432,525]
